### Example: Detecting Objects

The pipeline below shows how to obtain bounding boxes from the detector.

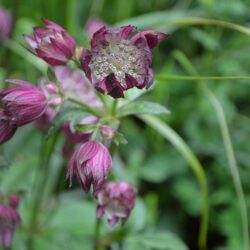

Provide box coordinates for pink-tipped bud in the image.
[0,109,17,144]
[96,182,136,225]
[67,141,112,193]
[23,17,76,66]
[0,80,48,126]
[101,126,116,140]
[0,202,20,248]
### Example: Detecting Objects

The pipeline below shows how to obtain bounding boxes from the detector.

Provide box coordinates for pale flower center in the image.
[90,40,146,87]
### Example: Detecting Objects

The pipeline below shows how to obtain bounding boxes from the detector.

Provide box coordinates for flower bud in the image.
[101,126,116,140]
[96,182,136,225]
[8,195,20,209]
[0,201,20,248]
[67,141,112,193]
[24,17,76,66]
[0,80,48,126]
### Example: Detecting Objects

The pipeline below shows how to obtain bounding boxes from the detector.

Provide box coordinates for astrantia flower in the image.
[80,25,168,98]
[0,80,48,126]
[0,200,20,248]
[96,182,136,225]
[24,18,76,66]
[0,6,12,44]
[0,109,17,144]
[67,141,112,193]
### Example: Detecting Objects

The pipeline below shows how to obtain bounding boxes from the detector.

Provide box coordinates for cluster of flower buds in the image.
[0,6,12,44]
[0,195,20,248]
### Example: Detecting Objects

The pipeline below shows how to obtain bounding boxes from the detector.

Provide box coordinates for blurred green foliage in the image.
[1,0,250,249]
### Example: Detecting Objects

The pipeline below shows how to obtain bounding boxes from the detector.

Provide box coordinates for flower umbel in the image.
[24,18,76,66]
[96,182,136,225]
[0,80,48,126]
[67,141,112,193]
[80,25,168,98]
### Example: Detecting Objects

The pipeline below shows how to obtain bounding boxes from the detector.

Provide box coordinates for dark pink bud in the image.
[0,80,48,126]
[80,25,168,98]
[0,109,17,144]
[96,182,136,225]
[67,141,112,193]
[24,18,76,66]
[0,6,12,44]
[101,126,116,140]
[0,203,20,248]
[8,195,20,209]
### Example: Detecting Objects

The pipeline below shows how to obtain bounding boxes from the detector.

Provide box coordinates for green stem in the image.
[173,50,249,250]
[94,218,102,250]
[156,75,250,82]
[28,133,60,249]
[140,115,209,250]
[111,99,119,116]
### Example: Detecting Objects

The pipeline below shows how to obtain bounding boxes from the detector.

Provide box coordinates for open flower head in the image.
[24,18,76,66]
[80,25,168,98]
[96,182,136,225]
[67,141,112,193]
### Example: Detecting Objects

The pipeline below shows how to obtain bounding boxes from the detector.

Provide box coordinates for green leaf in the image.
[113,132,128,146]
[118,101,170,117]
[125,231,188,250]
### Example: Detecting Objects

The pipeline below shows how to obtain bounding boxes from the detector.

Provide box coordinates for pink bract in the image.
[0,109,17,145]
